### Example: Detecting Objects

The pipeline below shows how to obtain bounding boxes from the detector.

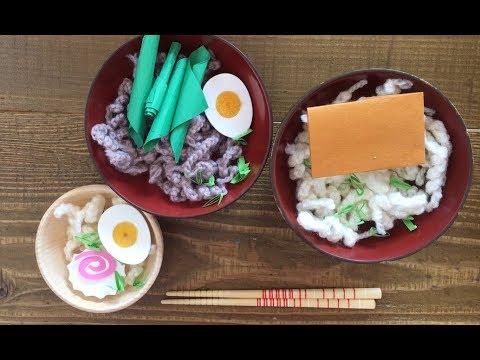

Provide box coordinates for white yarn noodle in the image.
[287,78,452,247]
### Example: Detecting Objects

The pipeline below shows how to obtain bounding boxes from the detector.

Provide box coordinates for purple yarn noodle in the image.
[91,51,242,203]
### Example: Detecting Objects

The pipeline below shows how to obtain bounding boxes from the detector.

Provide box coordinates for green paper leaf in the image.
[206,175,215,187]
[369,227,390,237]
[127,35,160,148]
[143,58,188,152]
[390,176,413,190]
[115,271,125,293]
[230,156,251,184]
[145,42,181,118]
[239,167,251,176]
[239,168,250,177]
[133,272,146,289]
[304,158,311,169]
[402,216,417,231]
[202,192,225,207]
[233,128,253,145]
[230,172,247,184]
[169,46,211,163]
[75,232,102,251]
[237,156,246,169]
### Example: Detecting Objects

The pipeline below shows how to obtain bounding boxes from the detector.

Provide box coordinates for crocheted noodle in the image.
[91,50,243,203]
[287,79,452,247]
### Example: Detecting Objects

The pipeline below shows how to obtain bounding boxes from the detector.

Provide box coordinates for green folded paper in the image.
[145,41,181,118]
[127,35,160,148]
[169,46,211,163]
[143,58,188,152]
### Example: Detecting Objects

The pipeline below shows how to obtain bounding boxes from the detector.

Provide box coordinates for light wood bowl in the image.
[35,184,164,313]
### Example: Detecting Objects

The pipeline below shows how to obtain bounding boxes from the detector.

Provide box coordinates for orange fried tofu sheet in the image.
[307,92,425,178]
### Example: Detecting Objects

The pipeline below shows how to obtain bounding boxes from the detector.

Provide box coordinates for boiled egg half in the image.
[203,73,253,138]
[97,204,151,265]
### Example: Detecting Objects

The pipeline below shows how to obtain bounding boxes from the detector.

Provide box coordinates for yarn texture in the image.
[91,51,241,202]
[286,79,452,247]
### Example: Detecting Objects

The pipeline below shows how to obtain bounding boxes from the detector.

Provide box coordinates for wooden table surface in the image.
[0,35,478,325]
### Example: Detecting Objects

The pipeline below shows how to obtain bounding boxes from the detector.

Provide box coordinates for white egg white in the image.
[203,73,253,138]
[97,204,151,265]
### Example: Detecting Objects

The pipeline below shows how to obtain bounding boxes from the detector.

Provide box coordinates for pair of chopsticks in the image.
[161,288,381,309]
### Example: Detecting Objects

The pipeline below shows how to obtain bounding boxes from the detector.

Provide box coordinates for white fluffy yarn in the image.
[286,78,452,247]
[54,195,106,261]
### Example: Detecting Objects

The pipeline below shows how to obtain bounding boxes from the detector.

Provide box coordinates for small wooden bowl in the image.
[35,184,164,313]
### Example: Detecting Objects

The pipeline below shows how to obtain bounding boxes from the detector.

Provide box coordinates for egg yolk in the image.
[112,222,137,248]
[216,91,241,118]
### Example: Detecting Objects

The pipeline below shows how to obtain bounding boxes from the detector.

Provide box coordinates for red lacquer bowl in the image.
[271,69,473,263]
[85,35,272,218]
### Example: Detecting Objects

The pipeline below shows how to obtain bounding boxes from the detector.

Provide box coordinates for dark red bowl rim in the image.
[84,35,273,218]
[270,68,473,263]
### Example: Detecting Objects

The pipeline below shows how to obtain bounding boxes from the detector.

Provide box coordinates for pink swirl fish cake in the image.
[67,249,125,299]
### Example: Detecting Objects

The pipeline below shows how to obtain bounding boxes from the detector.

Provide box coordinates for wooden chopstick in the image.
[161,298,376,309]
[166,288,382,300]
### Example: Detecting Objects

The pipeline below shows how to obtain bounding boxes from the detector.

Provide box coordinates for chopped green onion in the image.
[184,169,204,185]
[402,216,417,231]
[339,217,364,229]
[354,200,368,220]
[350,174,365,196]
[233,128,253,145]
[304,158,311,169]
[202,192,225,208]
[206,175,215,187]
[369,227,390,237]
[336,200,371,229]
[75,232,102,251]
[133,272,146,289]
[196,169,203,185]
[334,204,355,217]
[114,271,125,293]
[341,173,364,196]
[390,176,412,190]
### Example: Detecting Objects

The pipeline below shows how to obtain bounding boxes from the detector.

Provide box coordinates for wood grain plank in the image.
[222,35,480,129]
[0,35,479,128]
[0,35,134,114]
[0,35,479,324]
[0,121,478,323]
